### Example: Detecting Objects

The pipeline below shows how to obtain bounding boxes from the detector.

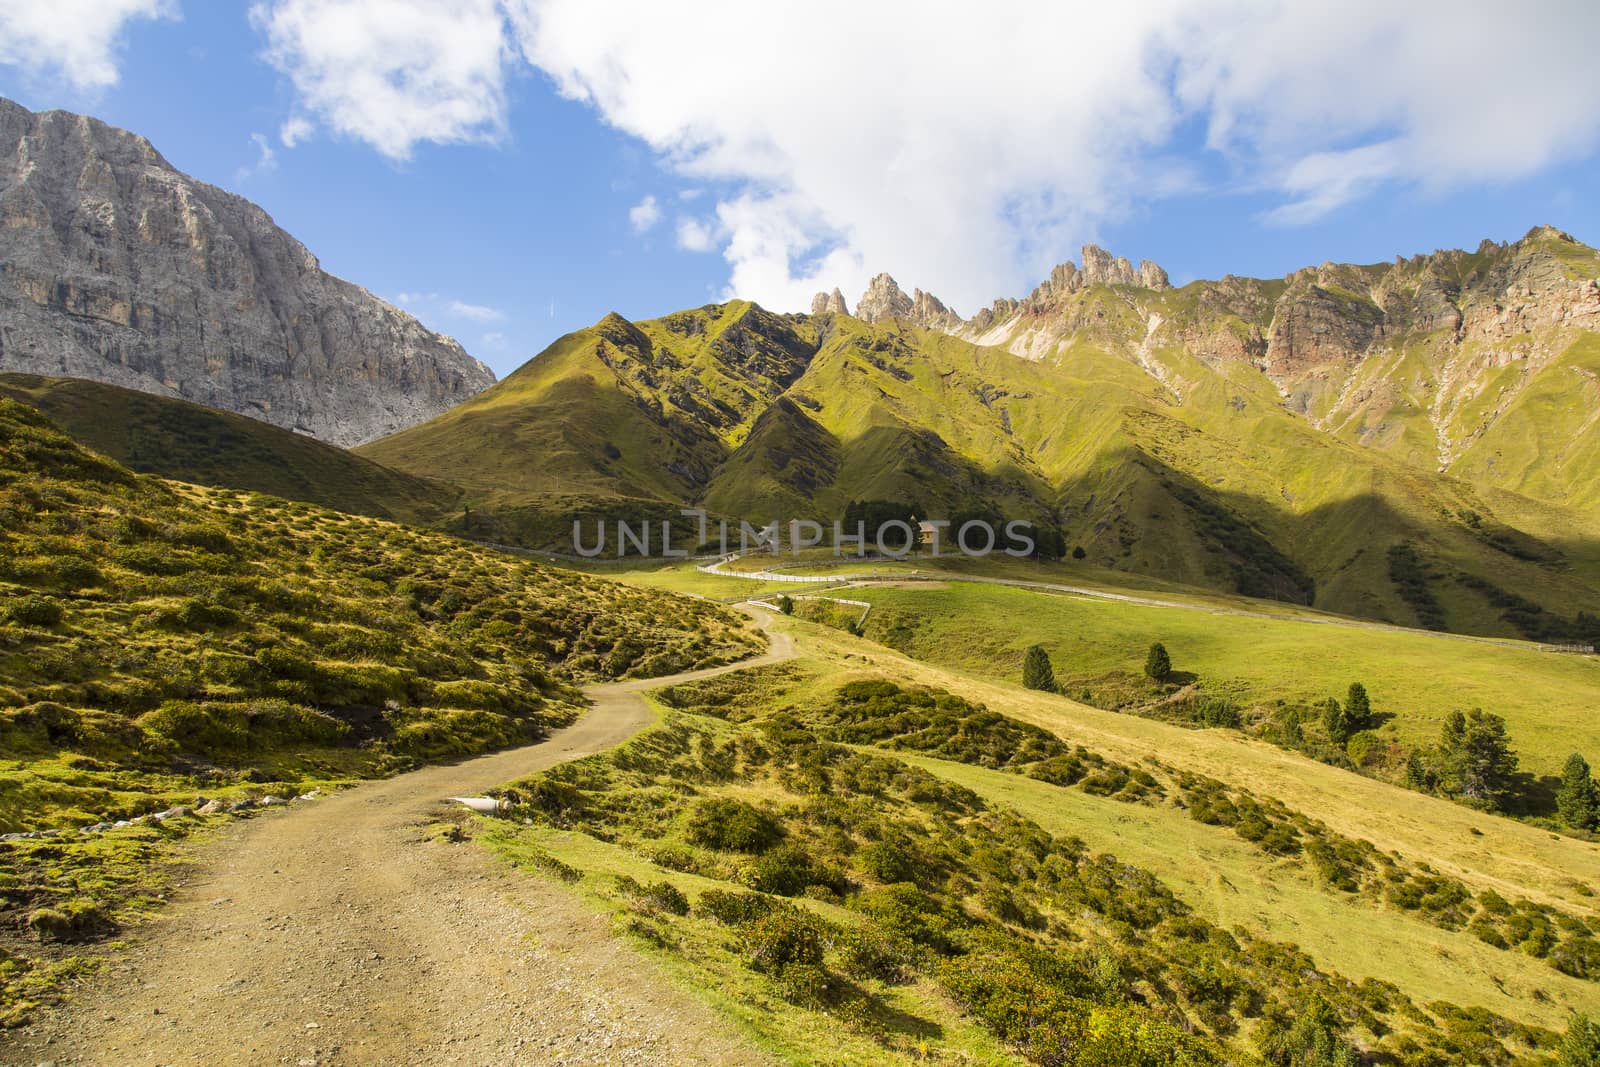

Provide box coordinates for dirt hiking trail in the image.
[2,608,794,1067]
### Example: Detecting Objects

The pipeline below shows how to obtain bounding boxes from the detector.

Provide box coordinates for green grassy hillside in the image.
[0,396,760,1021]
[359,297,1600,640]
[0,373,458,525]
[842,579,1600,778]
[470,647,1595,1064]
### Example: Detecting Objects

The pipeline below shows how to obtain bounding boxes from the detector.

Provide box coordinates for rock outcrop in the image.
[809,288,849,316]
[1023,245,1173,309]
[0,98,494,446]
[854,273,914,323]
[851,274,963,329]
[910,288,962,330]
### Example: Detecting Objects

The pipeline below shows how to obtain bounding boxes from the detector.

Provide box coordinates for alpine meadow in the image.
[3,6,1600,1066]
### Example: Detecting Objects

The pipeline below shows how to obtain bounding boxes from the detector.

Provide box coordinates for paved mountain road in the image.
[2,608,792,1067]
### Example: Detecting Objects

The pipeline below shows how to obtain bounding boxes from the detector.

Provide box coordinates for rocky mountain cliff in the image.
[814,229,1600,508]
[0,98,494,446]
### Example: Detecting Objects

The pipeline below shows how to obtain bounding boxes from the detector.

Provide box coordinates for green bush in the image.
[3,595,63,627]
[855,840,918,884]
[739,909,827,975]
[743,842,847,897]
[617,876,690,916]
[137,698,347,754]
[838,928,917,984]
[685,797,783,853]
[695,889,779,927]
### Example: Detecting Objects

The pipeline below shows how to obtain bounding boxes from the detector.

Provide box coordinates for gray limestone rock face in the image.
[854,273,914,323]
[809,287,849,316]
[0,97,494,446]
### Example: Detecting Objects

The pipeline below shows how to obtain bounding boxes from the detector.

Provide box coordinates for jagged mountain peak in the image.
[810,287,849,316]
[855,272,914,322]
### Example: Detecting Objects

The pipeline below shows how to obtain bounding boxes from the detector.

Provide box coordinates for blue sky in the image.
[3,2,1599,380]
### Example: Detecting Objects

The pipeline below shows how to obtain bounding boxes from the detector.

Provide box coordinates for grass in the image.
[773,617,1600,919]
[553,556,842,600]
[843,579,1600,777]
[475,653,1570,1064]
[893,752,1597,1031]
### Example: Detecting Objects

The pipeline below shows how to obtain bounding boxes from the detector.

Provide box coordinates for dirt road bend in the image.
[3,609,794,1067]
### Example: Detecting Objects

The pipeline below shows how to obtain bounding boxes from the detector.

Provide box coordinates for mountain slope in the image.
[953,227,1600,517]
[0,372,458,524]
[362,293,1600,637]
[0,97,495,445]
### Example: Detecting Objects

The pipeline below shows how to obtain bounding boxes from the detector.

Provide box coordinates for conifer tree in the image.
[1022,644,1057,692]
[1559,1012,1600,1067]
[1345,682,1371,730]
[1557,752,1599,832]
[1144,642,1172,683]
[1323,698,1352,745]
[1439,709,1520,810]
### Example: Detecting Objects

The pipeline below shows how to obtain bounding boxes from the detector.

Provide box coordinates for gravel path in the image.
[2,608,792,1067]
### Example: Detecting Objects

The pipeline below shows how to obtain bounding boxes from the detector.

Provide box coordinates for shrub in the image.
[3,595,62,627]
[739,909,827,975]
[685,797,783,853]
[743,842,847,897]
[617,876,689,916]
[157,597,241,631]
[138,699,347,754]
[696,889,779,927]
[838,928,918,984]
[856,841,918,884]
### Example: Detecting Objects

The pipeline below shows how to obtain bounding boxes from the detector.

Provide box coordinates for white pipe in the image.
[448,796,505,814]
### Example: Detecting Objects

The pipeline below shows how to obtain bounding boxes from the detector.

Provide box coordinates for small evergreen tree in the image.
[1439,708,1520,810]
[1144,642,1172,683]
[777,595,795,616]
[1404,750,1433,791]
[1022,644,1057,692]
[1345,682,1371,731]
[1560,1012,1600,1067]
[1279,710,1304,748]
[1322,698,1352,745]
[1557,752,1600,831]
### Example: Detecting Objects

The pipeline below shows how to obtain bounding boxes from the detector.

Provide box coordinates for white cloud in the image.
[234,131,278,182]
[1169,1,1600,224]
[501,0,1600,312]
[627,194,661,232]
[448,299,506,322]
[251,1,1600,310]
[0,0,175,90]
[249,0,510,161]
[675,216,717,253]
[279,115,314,147]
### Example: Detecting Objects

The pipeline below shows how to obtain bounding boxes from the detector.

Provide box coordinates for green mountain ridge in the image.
[0,373,460,526]
[359,232,1600,639]
[11,227,1598,642]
